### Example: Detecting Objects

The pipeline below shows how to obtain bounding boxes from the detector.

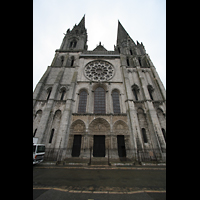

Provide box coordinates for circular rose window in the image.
[84,60,114,82]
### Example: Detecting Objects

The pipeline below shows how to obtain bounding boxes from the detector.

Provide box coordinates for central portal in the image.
[93,135,105,157]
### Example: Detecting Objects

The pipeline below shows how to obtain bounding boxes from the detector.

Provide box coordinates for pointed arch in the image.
[70,119,86,133]
[59,86,67,100]
[53,110,61,119]
[88,118,110,134]
[113,120,129,134]
[132,84,140,101]
[137,107,145,114]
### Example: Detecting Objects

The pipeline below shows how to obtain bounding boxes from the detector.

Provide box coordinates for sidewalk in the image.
[37,160,166,170]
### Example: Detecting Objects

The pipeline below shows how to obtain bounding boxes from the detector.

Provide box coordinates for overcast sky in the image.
[33,0,166,91]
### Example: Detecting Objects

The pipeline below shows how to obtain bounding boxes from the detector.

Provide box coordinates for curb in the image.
[33,186,166,194]
[34,165,166,170]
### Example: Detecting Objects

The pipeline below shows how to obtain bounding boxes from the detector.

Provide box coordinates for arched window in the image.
[71,56,74,67]
[126,57,130,66]
[49,129,54,143]
[78,90,87,113]
[142,128,148,143]
[133,88,138,100]
[147,85,154,100]
[162,128,166,142]
[60,89,66,100]
[73,41,77,48]
[46,88,52,100]
[94,87,105,114]
[112,90,120,114]
[132,84,139,101]
[69,40,77,48]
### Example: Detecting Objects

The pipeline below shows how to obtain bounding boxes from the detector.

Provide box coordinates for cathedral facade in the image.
[33,16,166,162]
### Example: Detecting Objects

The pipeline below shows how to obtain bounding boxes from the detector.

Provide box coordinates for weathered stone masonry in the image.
[33,16,166,162]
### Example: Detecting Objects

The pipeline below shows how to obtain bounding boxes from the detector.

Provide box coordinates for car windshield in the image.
[36,145,45,153]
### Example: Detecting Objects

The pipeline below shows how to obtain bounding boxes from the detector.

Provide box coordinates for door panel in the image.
[93,135,105,157]
[117,135,126,157]
[71,135,82,157]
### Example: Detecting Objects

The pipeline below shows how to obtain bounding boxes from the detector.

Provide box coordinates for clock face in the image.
[84,60,115,82]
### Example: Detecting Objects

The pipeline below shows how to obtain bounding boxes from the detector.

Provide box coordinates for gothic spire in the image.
[77,15,85,28]
[116,20,135,46]
[71,15,86,34]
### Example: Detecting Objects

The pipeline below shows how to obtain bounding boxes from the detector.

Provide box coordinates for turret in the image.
[60,15,88,51]
[116,20,149,68]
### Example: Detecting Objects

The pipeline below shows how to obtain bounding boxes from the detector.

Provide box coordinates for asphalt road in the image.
[33,189,166,200]
[33,166,166,200]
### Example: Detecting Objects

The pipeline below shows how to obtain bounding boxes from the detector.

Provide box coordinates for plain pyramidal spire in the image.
[77,15,85,28]
[117,20,134,45]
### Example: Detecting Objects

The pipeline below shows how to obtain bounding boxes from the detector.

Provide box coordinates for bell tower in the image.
[60,15,87,51]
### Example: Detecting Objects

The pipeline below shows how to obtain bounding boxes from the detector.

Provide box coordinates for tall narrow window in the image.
[130,49,133,55]
[112,90,120,114]
[47,88,52,100]
[73,41,77,48]
[94,87,106,114]
[126,57,130,66]
[70,40,77,48]
[49,129,54,143]
[162,128,166,142]
[60,89,66,100]
[147,85,154,100]
[142,128,148,143]
[133,88,138,101]
[71,56,74,67]
[132,84,139,101]
[78,90,87,113]
[61,56,64,66]
[138,57,142,66]
[33,129,37,137]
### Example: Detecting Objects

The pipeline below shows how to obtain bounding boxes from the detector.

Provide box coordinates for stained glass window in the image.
[112,90,120,114]
[78,90,87,113]
[94,87,106,114]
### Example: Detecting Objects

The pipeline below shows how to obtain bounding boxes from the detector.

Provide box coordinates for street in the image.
[33,165,166,200]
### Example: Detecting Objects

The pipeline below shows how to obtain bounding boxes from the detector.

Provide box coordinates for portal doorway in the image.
[93,135,105,157]
[117,135,126,157]
[71,135,82,157]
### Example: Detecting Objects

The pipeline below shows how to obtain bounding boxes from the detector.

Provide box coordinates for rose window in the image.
[84,60,114,81]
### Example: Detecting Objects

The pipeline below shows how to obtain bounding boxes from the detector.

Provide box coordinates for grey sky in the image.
[33,0,166,91]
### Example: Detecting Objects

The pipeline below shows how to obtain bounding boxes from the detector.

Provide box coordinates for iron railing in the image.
[44,147,166,163]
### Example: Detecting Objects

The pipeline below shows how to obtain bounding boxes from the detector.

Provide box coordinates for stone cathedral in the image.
[33,16,166,162]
